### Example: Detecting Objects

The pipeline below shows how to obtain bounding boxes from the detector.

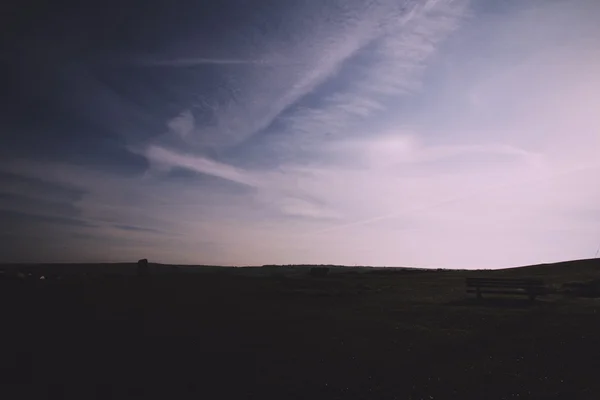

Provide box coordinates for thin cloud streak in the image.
[309,161,600,236]
[144,145,261,187]
[133,57,284,67]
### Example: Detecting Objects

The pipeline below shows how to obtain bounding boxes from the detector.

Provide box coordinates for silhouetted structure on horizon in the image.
[137,259,149,277]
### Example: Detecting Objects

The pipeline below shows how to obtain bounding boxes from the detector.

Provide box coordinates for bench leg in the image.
[476,288,482,300]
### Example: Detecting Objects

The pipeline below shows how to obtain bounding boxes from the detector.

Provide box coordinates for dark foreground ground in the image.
[1,259,600,399]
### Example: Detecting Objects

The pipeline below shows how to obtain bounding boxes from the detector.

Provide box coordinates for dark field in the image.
[1,260,600,399]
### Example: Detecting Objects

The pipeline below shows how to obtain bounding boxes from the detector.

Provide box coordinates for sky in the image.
[1,0,599,268]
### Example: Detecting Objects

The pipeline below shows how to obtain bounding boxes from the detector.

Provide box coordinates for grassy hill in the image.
[495,258,600,282]
[1,259,599,399]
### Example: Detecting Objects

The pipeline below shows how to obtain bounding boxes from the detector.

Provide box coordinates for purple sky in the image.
[1,0,599,268]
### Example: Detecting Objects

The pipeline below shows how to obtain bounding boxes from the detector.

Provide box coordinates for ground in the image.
[1,259,599,399]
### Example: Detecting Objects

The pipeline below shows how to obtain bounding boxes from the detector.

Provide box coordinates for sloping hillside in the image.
[489,258,600,283]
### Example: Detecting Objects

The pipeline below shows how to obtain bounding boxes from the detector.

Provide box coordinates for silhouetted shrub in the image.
[366,268,427,275]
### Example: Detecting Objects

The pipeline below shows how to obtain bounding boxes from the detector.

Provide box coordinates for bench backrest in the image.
[466,278,544,288]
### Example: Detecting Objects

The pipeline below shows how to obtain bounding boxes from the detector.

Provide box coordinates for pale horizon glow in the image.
[1,0,599,268]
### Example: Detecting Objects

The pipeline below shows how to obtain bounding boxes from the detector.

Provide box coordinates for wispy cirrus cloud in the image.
[4,0,600,268]
[148,1,448,150]
[133,58,277,67]
[277,0,468,144]
[143,145,261,187]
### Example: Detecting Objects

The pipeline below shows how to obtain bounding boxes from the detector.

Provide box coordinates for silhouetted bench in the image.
[466,277,546,301]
